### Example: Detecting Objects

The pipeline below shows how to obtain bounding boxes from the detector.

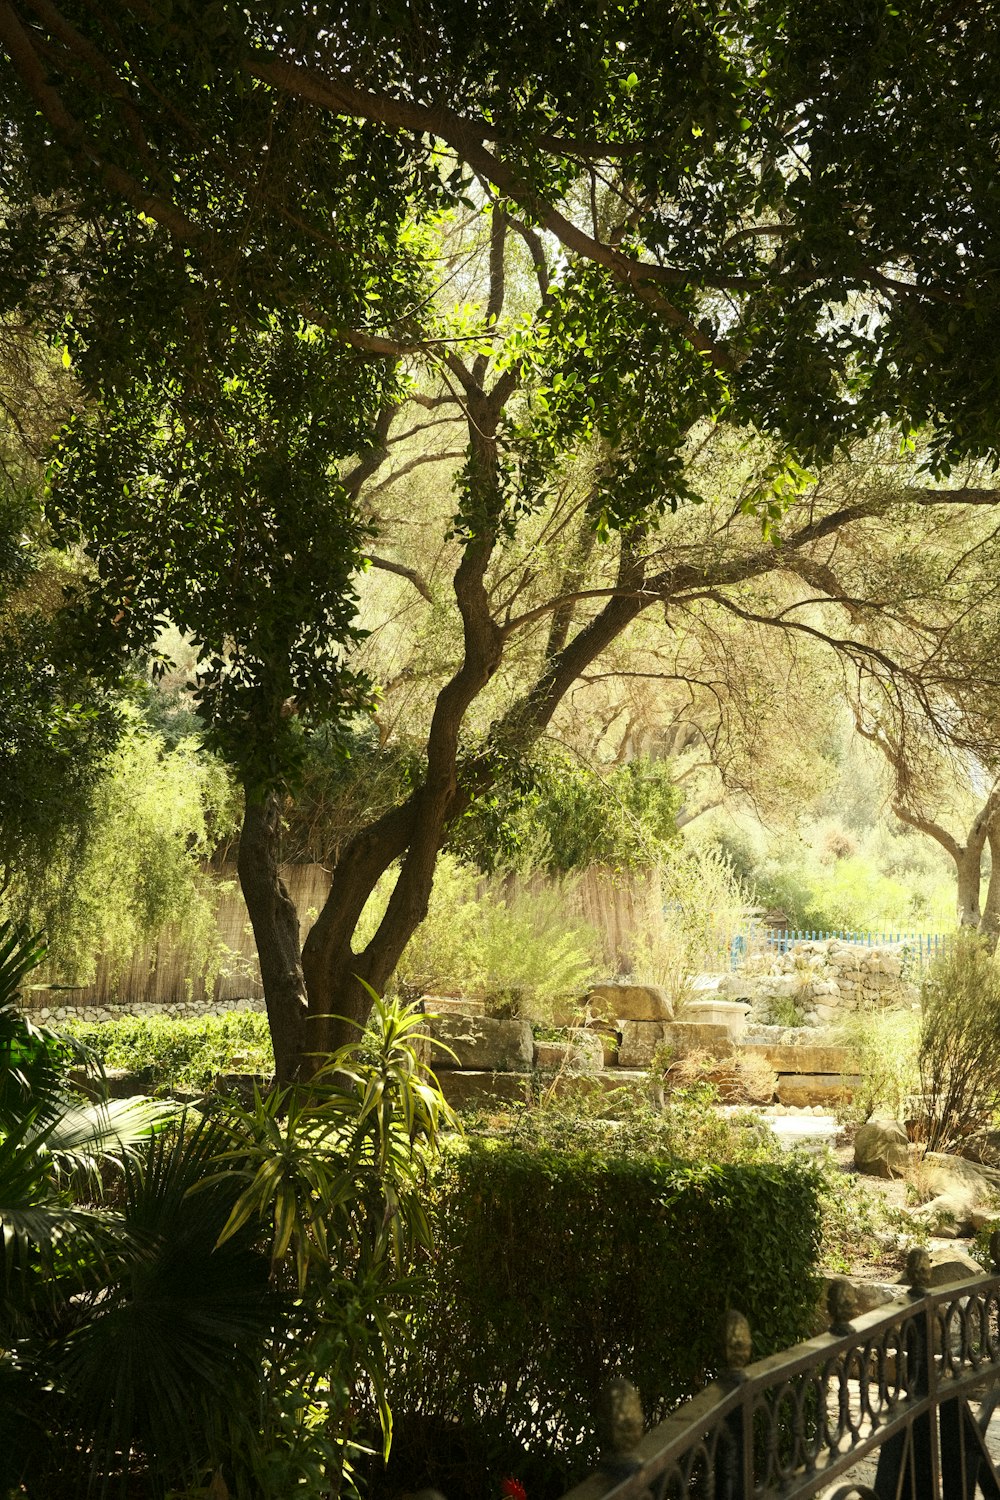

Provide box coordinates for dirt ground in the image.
[825,1133,988,1283]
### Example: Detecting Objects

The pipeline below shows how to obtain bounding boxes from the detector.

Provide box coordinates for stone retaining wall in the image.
[22,995,265,1026]
[22,984,870,1111]
[717,940,918,1024]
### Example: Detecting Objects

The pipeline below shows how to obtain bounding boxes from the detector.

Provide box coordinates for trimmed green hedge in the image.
[386,1138,823,1499]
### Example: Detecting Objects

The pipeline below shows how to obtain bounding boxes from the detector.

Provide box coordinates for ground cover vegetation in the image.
[5,3,1000,1080]
[62,1009,275,1090]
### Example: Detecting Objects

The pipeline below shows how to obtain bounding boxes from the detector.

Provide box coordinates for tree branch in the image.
[366,555,433,602]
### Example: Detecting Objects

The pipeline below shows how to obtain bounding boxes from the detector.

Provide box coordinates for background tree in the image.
[0,321,123,911]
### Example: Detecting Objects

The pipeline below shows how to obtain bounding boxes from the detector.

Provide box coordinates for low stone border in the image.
[23,995,265,1025]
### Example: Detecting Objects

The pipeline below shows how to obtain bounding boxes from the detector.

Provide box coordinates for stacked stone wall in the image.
[717,940,918,1025]
[21,995,265,1026]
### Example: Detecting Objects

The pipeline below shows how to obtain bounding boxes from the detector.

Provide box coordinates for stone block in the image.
[419,994,486,1017]
[585,983,673,1022]
[767,974,804,998]
[682,999,750,1037]
[618,1019,674,1068]
[742,1043,858,1074]
[661,1021,734,1058]
[425,1015,533,1071]
[775,1074,859,1107]
[437,1071,533,1110]
[533,1030,604,1074]
[104,1067,153,1098]
[616,1018,734,1068]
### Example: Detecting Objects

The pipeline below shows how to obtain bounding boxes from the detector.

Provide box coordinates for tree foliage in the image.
[0,348,122,898]
[5,2,1000,1070]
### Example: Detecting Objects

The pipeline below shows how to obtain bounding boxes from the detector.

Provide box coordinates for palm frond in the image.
[57,1116,278,1493]
[44,1095,180,1172]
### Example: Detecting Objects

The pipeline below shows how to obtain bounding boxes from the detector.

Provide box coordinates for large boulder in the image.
[854,1119,909,1179]
[586,983,673,1022]
[814,1275,908,1332]
[919,1151,1000,1194]
[897,1247,983,1287]
[910,1151,1000,1236]
[425,1015,533,1071]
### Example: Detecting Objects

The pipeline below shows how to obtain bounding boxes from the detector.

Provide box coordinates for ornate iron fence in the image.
[560,1241,1000,1500]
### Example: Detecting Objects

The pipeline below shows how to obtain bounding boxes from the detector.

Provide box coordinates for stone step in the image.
[742,1043,858,1074]
[776,1074,861,1107]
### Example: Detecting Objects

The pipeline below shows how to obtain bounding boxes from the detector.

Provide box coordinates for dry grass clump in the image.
[663,1048,777,1105]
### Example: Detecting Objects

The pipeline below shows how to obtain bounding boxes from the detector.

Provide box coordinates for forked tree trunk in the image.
[237,792,308,1083]
[292,526,652,1074]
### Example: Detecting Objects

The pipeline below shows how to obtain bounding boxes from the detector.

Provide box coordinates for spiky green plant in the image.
[1,955,452,1499]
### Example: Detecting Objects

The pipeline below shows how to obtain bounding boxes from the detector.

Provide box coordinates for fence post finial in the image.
[596,1377,644,1479]
[906,1247,933,1295]
[827,1277,859,1335]
[989,1230,1000,1274]
[722,1309,753,1383]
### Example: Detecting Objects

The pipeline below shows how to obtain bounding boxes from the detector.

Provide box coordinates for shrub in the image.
[662,1047,777,1105]
[61,1009,274,1089]
[836,1008,920,1125]
[972,1218,1000,1273]
[763,992,809,1027]
[7,994,450,1500]
[622,846,748,1006]
[816,1155,921,1276]
[383,1130,823,1500]
[355,854,601,1021]
[13,722,240,988]
[917,931,1000,1152]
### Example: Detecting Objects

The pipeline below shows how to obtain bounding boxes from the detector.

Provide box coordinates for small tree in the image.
[918,932,1000,1153]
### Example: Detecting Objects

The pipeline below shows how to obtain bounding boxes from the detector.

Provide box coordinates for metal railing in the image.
[562,1240,1000,1500]
[728,928,953,973]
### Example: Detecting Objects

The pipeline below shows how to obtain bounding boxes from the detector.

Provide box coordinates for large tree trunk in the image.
[889,797,991,933]
[979,828,1000,952]
[956,840,985,928]
[237,792,308,1083]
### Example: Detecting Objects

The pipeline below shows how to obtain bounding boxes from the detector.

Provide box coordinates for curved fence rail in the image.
[561,1242,1000,1500]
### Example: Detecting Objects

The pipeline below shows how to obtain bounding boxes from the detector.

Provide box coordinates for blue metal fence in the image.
[729,926,952,971]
